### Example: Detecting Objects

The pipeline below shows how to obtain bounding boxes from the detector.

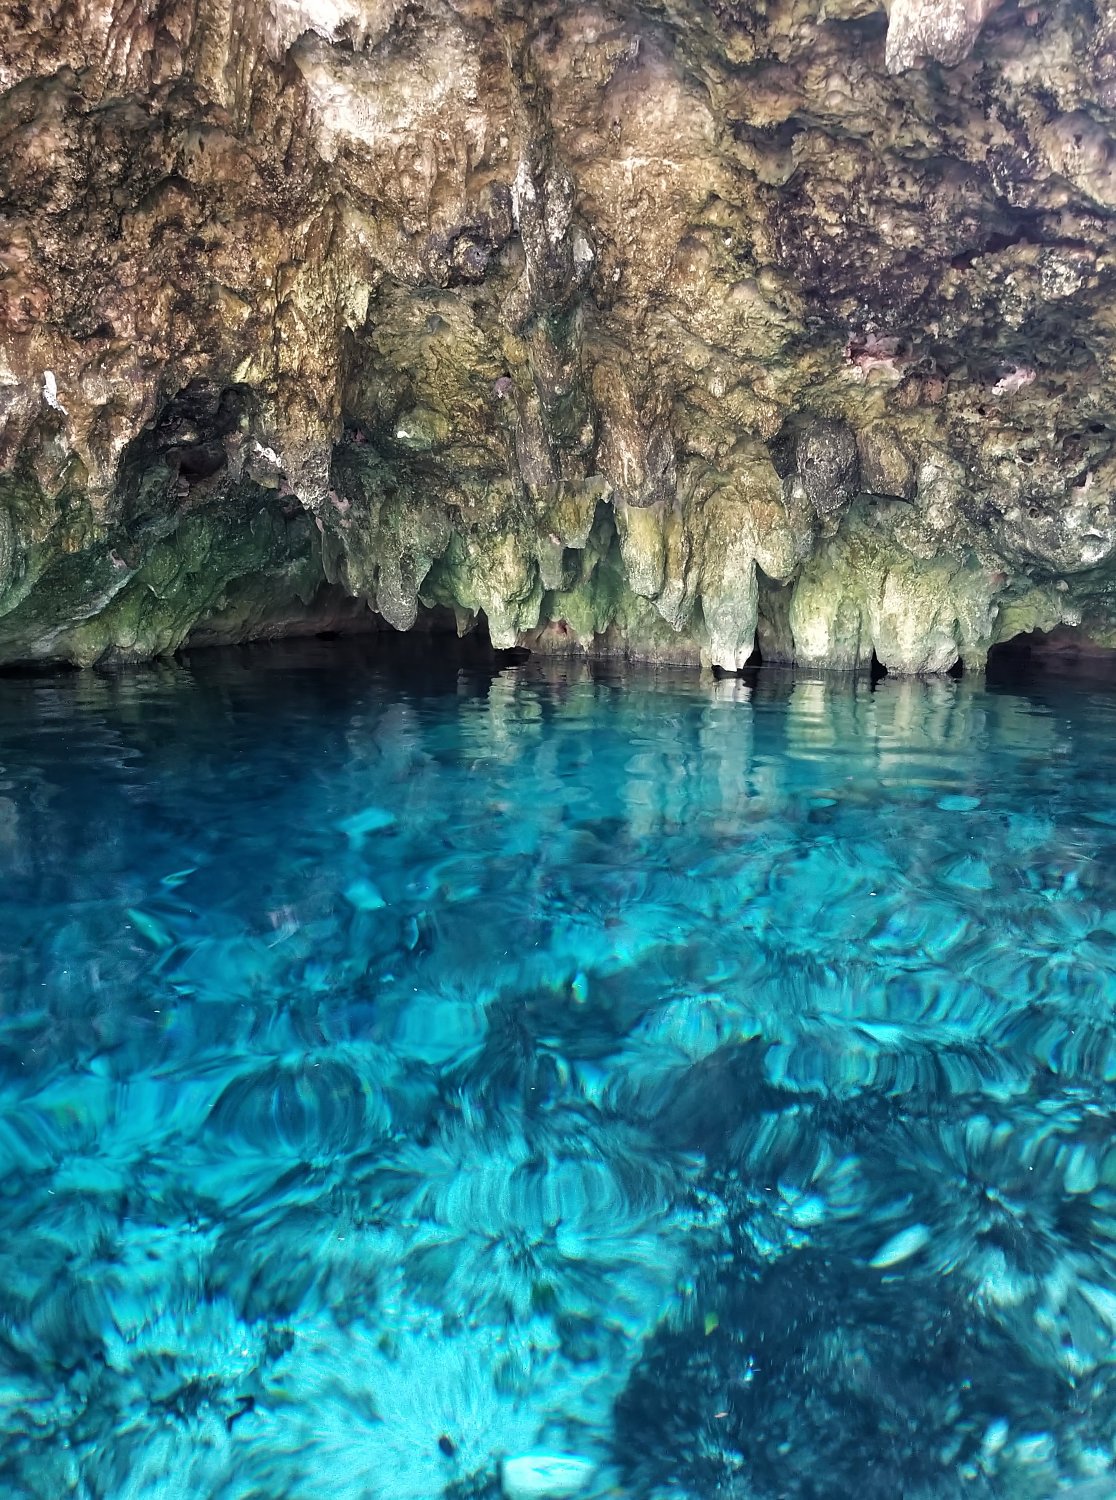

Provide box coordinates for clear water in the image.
[2,643,1116,1500]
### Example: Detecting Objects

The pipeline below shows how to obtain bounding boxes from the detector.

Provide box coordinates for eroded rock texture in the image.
[2,0,1116,670]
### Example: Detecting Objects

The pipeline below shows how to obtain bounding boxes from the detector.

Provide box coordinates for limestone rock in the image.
[0,509,15,601]
[501,1453,595,1500]
[1,0,1115,673]
[885,0,1005,74]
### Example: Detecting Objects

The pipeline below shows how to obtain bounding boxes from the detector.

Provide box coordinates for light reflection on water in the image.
[0,644,1115,1498]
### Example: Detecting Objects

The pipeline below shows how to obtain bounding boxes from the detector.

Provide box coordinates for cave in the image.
[2,2,1116,1498]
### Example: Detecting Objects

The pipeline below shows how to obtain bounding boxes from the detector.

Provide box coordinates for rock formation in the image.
[1,0,1115,671]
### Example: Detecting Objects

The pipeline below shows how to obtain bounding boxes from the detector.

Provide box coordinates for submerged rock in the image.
[501,1453,596,1500]
[1,0,1116,671]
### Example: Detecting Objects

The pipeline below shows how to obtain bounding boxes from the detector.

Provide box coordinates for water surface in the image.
[1,644,1115,1499]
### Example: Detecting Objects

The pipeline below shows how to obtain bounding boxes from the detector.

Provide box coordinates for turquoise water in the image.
[1,643,1116,1500]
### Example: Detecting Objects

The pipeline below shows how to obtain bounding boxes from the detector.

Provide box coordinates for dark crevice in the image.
[0,657,82,679]
[948,213,1045,270]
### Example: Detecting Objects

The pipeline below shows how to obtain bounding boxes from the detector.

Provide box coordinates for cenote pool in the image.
[1,642,1115,1500]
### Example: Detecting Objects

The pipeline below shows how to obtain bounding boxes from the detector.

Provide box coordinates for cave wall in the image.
[2,0,1116,670]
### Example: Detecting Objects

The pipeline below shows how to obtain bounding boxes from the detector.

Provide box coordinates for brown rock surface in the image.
[1,0,1114,670]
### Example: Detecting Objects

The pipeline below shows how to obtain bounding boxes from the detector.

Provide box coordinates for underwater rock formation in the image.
[2,0,1116,670]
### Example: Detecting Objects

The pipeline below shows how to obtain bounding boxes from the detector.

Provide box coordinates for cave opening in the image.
[986,625,1116,684]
